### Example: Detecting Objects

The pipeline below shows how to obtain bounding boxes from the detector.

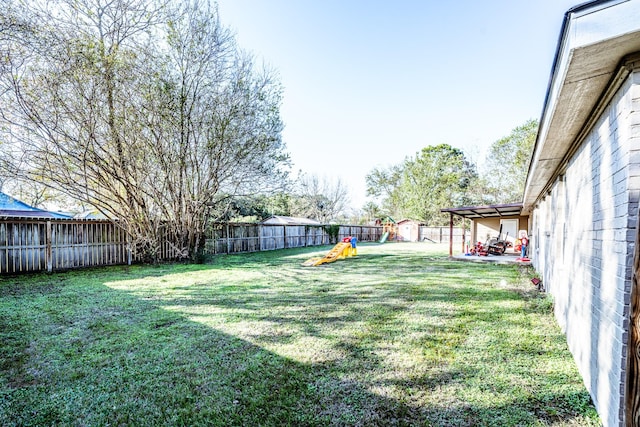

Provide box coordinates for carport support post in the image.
[448,213,453,257]
[461,218,465,254]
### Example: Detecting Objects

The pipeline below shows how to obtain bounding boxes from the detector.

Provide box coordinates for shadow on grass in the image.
[0,246,599,426]
[1,274,422,426]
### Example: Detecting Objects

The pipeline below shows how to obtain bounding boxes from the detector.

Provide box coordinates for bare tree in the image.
[291,173,350,223]
[0,0,288,260]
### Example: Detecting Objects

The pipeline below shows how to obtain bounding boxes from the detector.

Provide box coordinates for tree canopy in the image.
[364,120,538,224]
[481,119,538,203]
[366,144,477,225]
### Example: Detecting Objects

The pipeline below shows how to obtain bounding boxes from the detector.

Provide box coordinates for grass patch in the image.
[0,243,599,426]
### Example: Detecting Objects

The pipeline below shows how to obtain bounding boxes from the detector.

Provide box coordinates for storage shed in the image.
[396,219,422,242]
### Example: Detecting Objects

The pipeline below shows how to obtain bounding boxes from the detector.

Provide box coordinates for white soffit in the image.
[523,0,640,211]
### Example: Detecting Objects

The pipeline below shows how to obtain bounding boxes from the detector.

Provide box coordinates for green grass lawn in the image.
[0,242,599,426]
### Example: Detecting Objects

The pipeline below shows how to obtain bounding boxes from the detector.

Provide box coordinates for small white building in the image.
[396,219,422,242]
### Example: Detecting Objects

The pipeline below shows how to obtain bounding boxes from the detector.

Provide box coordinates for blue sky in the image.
[215,0,582,209]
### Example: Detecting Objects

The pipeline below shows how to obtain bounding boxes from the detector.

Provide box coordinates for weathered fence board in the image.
[49,221,129,270]
[0,218,384,274]
[419,226,465,243]
[204,223,383,255]
[0,221,47,273]
[0,219,130,274]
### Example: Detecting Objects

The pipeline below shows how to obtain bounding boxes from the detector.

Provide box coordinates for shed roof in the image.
[441,203,524,219]
[397,219,424,225]
[0,191,71,219]
[523,0,640,211]
[261,215,321,225]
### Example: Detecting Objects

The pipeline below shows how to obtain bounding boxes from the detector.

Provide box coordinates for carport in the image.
[440,203,527,257]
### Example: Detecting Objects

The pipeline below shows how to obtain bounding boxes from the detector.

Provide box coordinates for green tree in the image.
[215,192,293,222]
[261,192,293,217]
[365,164,403,218]
[482,119,538,203]
[361,201,383,224]
[365,144,477,225]
[399,144,477,224]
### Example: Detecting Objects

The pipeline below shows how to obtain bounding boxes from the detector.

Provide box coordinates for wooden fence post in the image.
[126,232,132,266]
[283,225,288,249]
[46,220,53,272]
[226,223,230,254]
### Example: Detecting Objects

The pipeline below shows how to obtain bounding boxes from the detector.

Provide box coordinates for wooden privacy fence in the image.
[419,226,465,243]
[0,218,130,275]
[205,223,383,254]
[0,218,384,274]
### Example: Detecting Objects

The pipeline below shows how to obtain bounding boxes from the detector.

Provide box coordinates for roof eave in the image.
[523,0,640,212]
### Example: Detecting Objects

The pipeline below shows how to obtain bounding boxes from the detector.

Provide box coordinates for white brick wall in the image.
[531,70,640,427]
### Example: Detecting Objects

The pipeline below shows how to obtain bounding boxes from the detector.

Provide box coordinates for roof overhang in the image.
[0,210,69,219]
[523,0,640,212]
[441,203,524,220]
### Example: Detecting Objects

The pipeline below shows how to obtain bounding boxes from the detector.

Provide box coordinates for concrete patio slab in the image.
[450,252,531,265]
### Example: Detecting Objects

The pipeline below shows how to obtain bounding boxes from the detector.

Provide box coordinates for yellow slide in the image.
[302,242,352,266]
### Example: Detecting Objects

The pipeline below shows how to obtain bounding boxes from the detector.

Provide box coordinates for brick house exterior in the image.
[523,1,640,425]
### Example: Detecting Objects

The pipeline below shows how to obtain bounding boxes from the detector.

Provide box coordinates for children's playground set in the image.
[302,236,359,266]
[301,223,398,267]
[379,216,396,243]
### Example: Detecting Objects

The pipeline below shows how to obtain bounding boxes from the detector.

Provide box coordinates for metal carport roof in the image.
[440,203,524,219]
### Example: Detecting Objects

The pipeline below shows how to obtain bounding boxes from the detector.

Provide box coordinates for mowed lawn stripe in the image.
[0,243,599,426]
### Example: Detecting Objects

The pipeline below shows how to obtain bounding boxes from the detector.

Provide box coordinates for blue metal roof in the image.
[0,191,72,218]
